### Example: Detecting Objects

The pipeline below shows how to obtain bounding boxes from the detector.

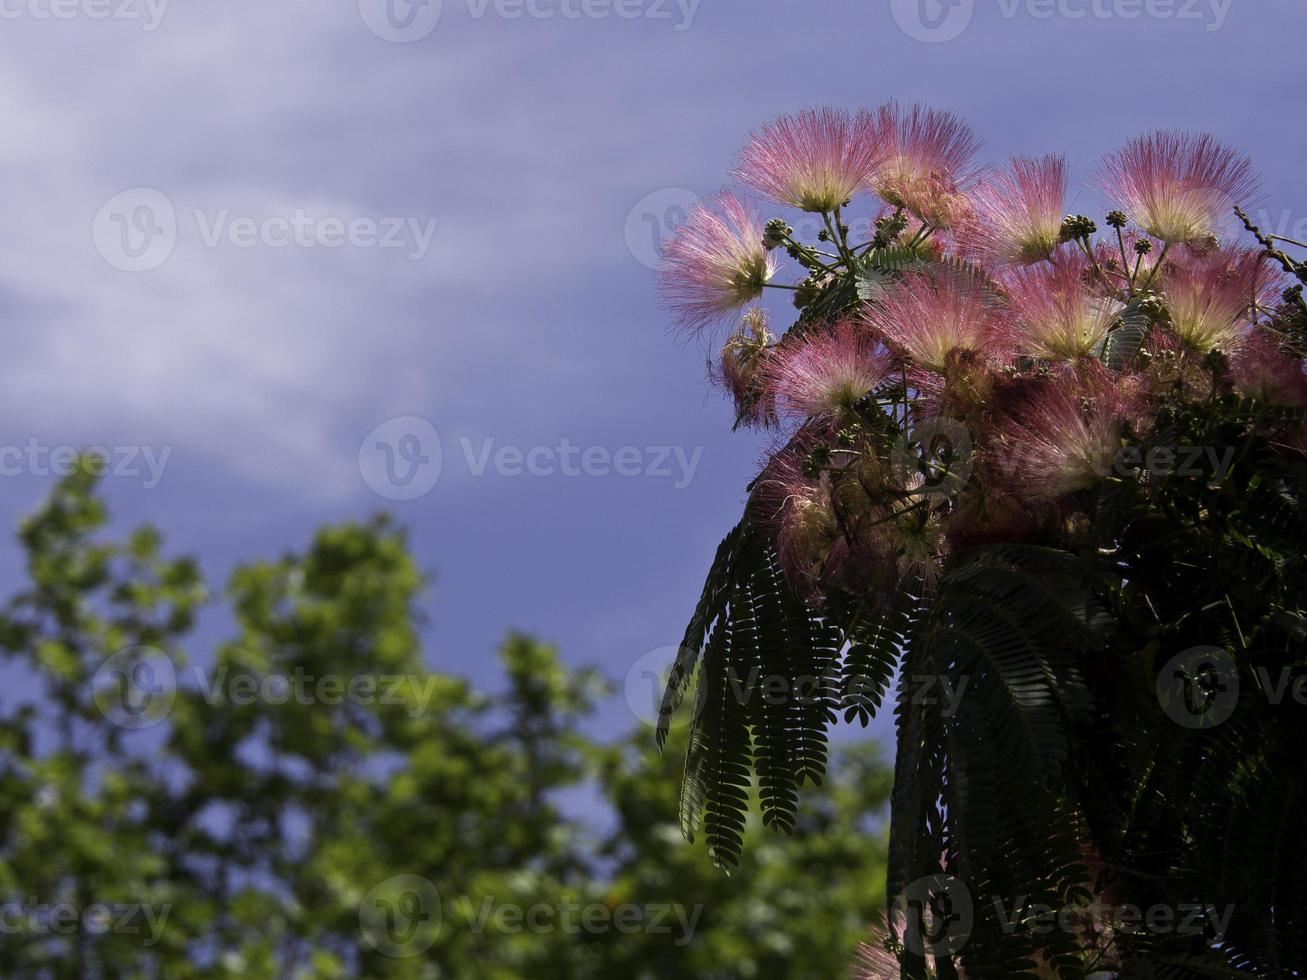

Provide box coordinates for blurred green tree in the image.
[0,467,889,978]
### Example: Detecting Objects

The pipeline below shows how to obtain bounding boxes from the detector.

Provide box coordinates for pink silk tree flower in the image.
[775,486,839,598]
[1230,329,1307,408]
[867,101,982,230]
[852,913,971,980]
[733,107,883,213]
[852,934,900,980]
[762,319,892,418]
[1003,250,1119,360]
[1162,246,1282,353]
[957,154,1068,264]
[1095,131,1261,243]
[862,268,1012,374]
[659,190,776,334]
[751,438,842,598]
[717,308,776,428]
[997,364,1145,502]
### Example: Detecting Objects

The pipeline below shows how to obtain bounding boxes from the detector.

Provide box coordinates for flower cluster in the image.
[658,104,1304,620]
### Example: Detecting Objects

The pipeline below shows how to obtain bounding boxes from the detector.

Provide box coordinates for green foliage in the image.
[666,387,1307,977]
[0,470,892,978]
[659,522,844,870]
[666,214,1307,975]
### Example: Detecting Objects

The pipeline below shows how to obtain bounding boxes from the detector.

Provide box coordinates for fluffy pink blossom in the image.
[1162,246,1281,353]
[1003,250,1119,360]
[733,107,883,213]
[958,155,1068,264]
[1230,329,1307,408]
[1096,131,1261,243]
[660,190,776,333]
[862,269,1012,374]
[751,429,910,597]
[852,934,900,980]
[997,365,1145,502]
[762,320,892,418]
[751,438,841,597]
[868,102,982,230]
[852,912,970,980]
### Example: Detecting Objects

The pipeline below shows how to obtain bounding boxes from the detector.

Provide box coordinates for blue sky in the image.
[1,0,1304,747]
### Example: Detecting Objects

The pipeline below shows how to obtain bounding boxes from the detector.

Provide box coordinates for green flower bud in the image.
[762,218,793,250]
[1060,214,1098,242]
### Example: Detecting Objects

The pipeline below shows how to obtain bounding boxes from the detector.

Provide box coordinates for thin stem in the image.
[1077,234,1109,286]
[777,229,841,274]
[822,210,853,264]
[1268,233,1307,249]
[1116,226,1133,294]
[1139,241,1171,289]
